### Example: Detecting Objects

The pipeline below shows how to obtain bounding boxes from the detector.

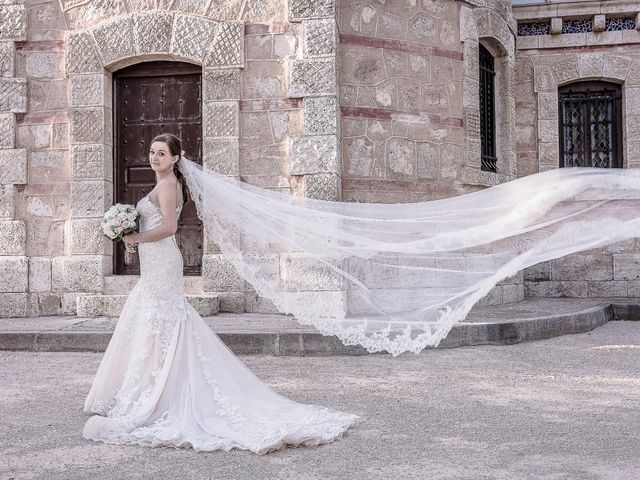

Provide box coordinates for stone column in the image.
[0,2,29,317]
[287,0,341,201]
[200,22,246,312]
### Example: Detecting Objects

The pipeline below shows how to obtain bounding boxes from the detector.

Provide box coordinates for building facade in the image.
[0,0,639,318]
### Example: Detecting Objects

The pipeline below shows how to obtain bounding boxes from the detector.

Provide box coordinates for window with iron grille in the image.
[558,82,622,168]
[479,44,496,172]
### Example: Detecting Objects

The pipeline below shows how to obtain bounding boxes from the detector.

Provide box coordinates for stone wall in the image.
[513,0,640,298]
[0,0,344,317]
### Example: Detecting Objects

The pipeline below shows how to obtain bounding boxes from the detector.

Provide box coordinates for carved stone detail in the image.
[288,0,334,21]
[65,31,102,74]
[203,101,238,137]
[203,69,240,101]
[91,17,136,67]
[69,74,108,107]
[205,22,244,68]
[288,60,335,97]
[0,3,26,41]
[70,108,108,144]
[304,19,335,57]
[0,112,14,148]
[0,41,14,77]
[133,11,174,55]
[0,148,27,184]
[0,78,27,112]
[203,138,240,176]
[304,173,340,201]
[171,14,218,62]
[303,96,337,135]
[71,144,111,181]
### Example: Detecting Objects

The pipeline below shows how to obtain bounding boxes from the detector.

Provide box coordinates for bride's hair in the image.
[151,133,188,205]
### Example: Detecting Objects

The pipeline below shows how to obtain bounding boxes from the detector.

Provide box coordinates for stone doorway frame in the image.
[62,12,244,312]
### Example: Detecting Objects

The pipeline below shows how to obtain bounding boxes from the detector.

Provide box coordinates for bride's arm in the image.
[124,179,179,245]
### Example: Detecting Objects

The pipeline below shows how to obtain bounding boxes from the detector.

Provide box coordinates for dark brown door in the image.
[113,61,203,275]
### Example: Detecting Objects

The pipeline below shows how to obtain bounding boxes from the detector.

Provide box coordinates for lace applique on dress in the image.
[81,182,361,454]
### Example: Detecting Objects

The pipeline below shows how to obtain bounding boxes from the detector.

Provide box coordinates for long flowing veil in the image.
[178,156,640,356]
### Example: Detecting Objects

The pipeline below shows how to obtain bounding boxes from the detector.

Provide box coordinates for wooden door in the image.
[113,61,203,275]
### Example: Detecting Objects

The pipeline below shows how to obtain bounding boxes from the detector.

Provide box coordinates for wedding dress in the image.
[82,189,361,454]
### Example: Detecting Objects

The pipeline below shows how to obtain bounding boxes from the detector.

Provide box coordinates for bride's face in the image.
[149,141,178,174]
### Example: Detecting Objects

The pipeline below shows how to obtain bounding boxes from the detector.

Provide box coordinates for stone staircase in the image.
[76,276,220,317]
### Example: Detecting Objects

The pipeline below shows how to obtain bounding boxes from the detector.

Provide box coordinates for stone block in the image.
[588,280,628,297]
[502,283,524,304]
[304,173,340,200]
[288,0,334,21]
[133,11,174,55]
[205,22,244,68]
[171,14,218,62]
[603,55,632,81]
[524,280,588,298]
[283,291,345,318]
[550,17,562,35]
[288,59,335,97]
[27,292,61,316]
[281,253,344,291]
[551,254,613,281]
[0,184,14,218]
[69,108,109,144]
[203,69,240,101]
[537,92,558,121]
[65,30,102,74]
[539,142,560,166]
[0,112,14,147]
[0,3,26,41]
[0,256,27,292]
[386,137,415,179]
[69,74,109,107]
[0,293,27,317]
[0,148,27,184]
[524,262,551,281]
[71,144,111,181]
[29,150,67,183]
[533,65,555,93]
[70,218,110,255]
[91,17,136,67]
[593,14,605,33]
[55,255,107,293]
[304,19,335,57]
[70,181,111,218]
[217,292,245,313]
[0,78,27,113]
[577,53,604,78]
[16,124,49,149]
[613,254,640,280]
[289,135,338,175]
[203,101,238,138]
[551,58,580,86]
[416,142,438,179]
[538,119,559,144]
[0,220,25,255]
[303,96,337,135]
[202,254,244,291]
[0,41,14,77]
[28,256,52,293]
[203,138,239,176]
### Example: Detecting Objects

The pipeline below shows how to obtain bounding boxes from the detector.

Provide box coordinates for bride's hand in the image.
[123,232,139,253]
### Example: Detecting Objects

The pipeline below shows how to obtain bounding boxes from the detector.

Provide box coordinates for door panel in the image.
[114,61,203,275]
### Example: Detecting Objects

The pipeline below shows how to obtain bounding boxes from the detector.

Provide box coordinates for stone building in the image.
[1,0,639,318]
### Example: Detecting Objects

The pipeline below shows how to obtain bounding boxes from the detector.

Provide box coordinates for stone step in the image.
[103,275,204,295]
[76,293,220,317]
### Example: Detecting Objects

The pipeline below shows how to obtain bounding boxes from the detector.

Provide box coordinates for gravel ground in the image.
[1,322,639,480]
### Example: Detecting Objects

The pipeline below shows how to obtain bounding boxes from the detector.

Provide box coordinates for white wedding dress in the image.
[82,191,361,454]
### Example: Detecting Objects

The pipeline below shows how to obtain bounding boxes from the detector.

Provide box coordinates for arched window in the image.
[479,43,496,172]
[558,81,623,168]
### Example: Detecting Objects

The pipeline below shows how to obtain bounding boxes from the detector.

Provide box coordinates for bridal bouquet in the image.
[102,204,139,241]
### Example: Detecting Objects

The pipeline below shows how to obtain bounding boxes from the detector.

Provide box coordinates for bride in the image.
[82,133,362,454]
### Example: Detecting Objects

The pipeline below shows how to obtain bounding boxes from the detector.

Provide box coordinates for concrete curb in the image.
[0,302,634,355]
